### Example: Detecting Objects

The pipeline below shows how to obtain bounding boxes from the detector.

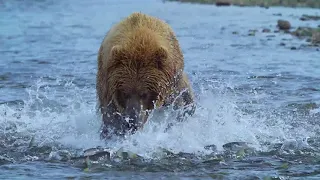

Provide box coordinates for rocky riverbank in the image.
[232,15,320,48]
[165,0,320,47]
[266,15,320,46]
[165,0,320,9]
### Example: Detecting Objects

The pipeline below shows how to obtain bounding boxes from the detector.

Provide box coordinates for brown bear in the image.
[96,12,195,139]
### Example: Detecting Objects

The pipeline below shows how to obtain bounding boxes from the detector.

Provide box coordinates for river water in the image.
[1,0,320,179]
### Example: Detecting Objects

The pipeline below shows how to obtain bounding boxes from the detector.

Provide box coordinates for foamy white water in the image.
[1,77,317,159]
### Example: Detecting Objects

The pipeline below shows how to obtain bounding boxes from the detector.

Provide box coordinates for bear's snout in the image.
[124,95,144,129]
[125,97,140,118]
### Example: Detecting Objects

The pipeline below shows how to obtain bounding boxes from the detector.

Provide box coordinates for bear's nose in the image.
[125,106,139,119]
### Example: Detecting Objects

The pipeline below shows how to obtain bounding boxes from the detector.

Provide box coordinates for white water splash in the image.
[0,78,317,158]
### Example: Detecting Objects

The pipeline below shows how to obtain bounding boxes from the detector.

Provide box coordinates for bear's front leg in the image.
[99,103,130,139]
[174,89,196,122]
[174,73,196,121]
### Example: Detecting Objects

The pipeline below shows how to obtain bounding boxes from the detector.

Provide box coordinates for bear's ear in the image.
[154,46,168,70]
[110,45,123,61]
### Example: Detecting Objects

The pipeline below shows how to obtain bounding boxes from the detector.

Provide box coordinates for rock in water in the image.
[291,27,314,37]
[277,20,291,30]
[273,13,282,16]
[311,31,320,44]
[262,28,271,33]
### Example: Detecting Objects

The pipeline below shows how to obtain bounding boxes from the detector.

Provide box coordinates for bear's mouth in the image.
[122,97,148,132]
[124,108,149,124]
[123,115,142,132]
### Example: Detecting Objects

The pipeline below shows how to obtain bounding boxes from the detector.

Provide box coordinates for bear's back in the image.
[100,12,183,70]
[107,12,175,48]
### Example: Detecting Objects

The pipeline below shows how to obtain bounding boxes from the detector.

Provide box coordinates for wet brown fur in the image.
[96,12,195,138]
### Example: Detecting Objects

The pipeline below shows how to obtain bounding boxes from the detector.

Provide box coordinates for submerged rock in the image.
[266,35,276,38]
[280,42,286,46]
[248,29,257,36]
[248,32,255,36]
[273,13,282,16]
[277,20,291,30]
[262,28,271,33]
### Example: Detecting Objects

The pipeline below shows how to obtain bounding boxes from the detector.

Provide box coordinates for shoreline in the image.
[164,0,320,9]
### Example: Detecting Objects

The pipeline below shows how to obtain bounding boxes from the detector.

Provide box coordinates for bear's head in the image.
[105,34,176,131]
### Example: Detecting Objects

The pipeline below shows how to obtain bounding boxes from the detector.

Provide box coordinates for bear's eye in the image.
[148,92,159,101]
[116,90,130,106]
[140,93,148,100]
[121,92,130,99]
